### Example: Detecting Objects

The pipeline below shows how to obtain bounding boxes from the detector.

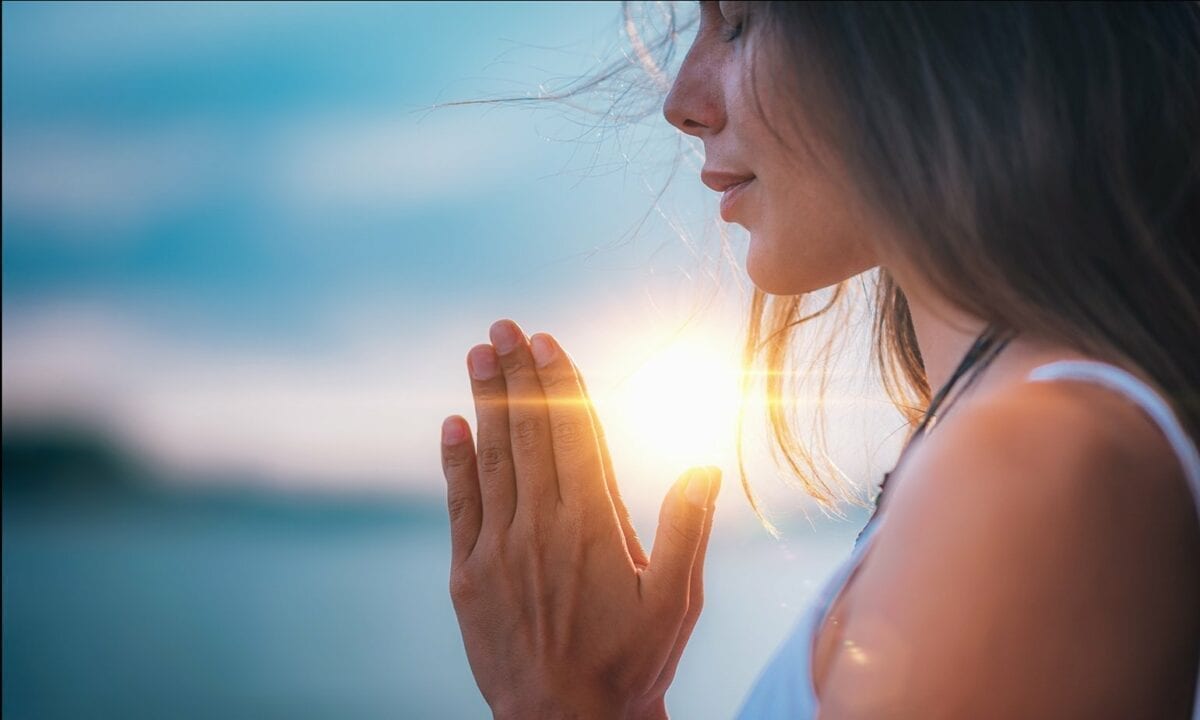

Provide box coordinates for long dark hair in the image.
[734,1,1200,526]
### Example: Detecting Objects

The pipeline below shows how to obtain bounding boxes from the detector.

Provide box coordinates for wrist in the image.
[627,696,669,720]
[491,690,628,720]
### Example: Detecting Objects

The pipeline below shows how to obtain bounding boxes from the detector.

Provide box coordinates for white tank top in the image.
[735,360,1200,719]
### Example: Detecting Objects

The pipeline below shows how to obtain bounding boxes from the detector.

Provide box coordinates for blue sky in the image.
[2,1,902,526]
[3,2,678,325]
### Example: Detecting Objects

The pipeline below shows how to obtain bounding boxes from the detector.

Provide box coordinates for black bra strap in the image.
[855,324,1013,546]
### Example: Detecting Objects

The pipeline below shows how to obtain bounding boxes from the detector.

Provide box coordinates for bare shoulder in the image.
[899,377,1190,522]
[817,379,1200,719]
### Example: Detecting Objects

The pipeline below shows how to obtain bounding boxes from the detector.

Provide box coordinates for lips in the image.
[700,169,756,222]
[718,178,755,222]
[700,170,756,193]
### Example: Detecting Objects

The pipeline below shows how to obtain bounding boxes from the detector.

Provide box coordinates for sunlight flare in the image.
[604,335,744,472]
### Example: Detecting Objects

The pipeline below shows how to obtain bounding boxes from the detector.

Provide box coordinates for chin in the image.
[745,234,863,296]
[745,239,809,295]
[747,266,800,295]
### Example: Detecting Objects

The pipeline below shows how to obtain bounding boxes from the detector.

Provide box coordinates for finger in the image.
[468,343,517,534]
[642,467,716,615]
[571,356,648,566]
[646,469,720,696]
[681,466,720,630]
[441,415,482,567]
[529,333,607,510]
[490,319,559,515]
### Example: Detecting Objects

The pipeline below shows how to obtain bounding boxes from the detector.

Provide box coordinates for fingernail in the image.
[530,334,557,367]
[442,416,468,445]
[490,320,522,355]
[468,345,498,380]
[685,469,710,508]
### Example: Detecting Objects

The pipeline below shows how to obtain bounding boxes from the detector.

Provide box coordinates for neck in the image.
[896,276,988,395]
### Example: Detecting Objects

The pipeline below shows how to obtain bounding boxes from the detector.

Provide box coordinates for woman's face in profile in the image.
[663,1,882,295]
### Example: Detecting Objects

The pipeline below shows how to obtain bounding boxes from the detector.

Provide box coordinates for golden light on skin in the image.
[841,638,870,666]
[828,616,913,715]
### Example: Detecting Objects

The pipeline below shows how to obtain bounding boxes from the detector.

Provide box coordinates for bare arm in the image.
[817,382,1200,719]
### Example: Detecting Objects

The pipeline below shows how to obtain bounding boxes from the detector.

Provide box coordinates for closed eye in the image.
[717,1,746,42]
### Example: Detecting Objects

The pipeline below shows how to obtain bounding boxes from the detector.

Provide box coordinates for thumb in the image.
[643,466,719,610]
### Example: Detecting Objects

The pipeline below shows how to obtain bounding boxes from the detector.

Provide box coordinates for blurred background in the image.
[2,2,906,718]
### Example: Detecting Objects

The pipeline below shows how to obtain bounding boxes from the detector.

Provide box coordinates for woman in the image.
[439,2,1200,717]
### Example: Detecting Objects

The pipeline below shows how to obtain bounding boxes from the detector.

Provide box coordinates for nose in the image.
[662,41,726,137]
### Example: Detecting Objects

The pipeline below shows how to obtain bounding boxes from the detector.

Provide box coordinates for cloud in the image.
[268,111,539,214]
[1,124,225,239]
[1,301,458,493]
[1,109,544,243]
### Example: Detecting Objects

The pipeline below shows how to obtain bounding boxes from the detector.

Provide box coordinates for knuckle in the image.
[538,369,575,394]
[512,416,544,449]
[668,516,701,545]
[550,418,589,448]
[448,570,477,603]
[476,444,508,475]
[500,354,534,378]
[472,388,506,409]
[442,446,474,472]
[446,491,476,523]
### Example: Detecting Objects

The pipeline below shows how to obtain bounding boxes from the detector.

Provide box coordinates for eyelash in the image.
[722,20,743,42]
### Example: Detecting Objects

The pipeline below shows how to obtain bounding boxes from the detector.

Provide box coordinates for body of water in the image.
[3,487,860,719]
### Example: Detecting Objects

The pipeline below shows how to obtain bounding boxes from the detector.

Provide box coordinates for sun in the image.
[601,335,744,475]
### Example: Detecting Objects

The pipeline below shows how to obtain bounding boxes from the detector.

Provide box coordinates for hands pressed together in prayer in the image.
[440,319,720,720]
